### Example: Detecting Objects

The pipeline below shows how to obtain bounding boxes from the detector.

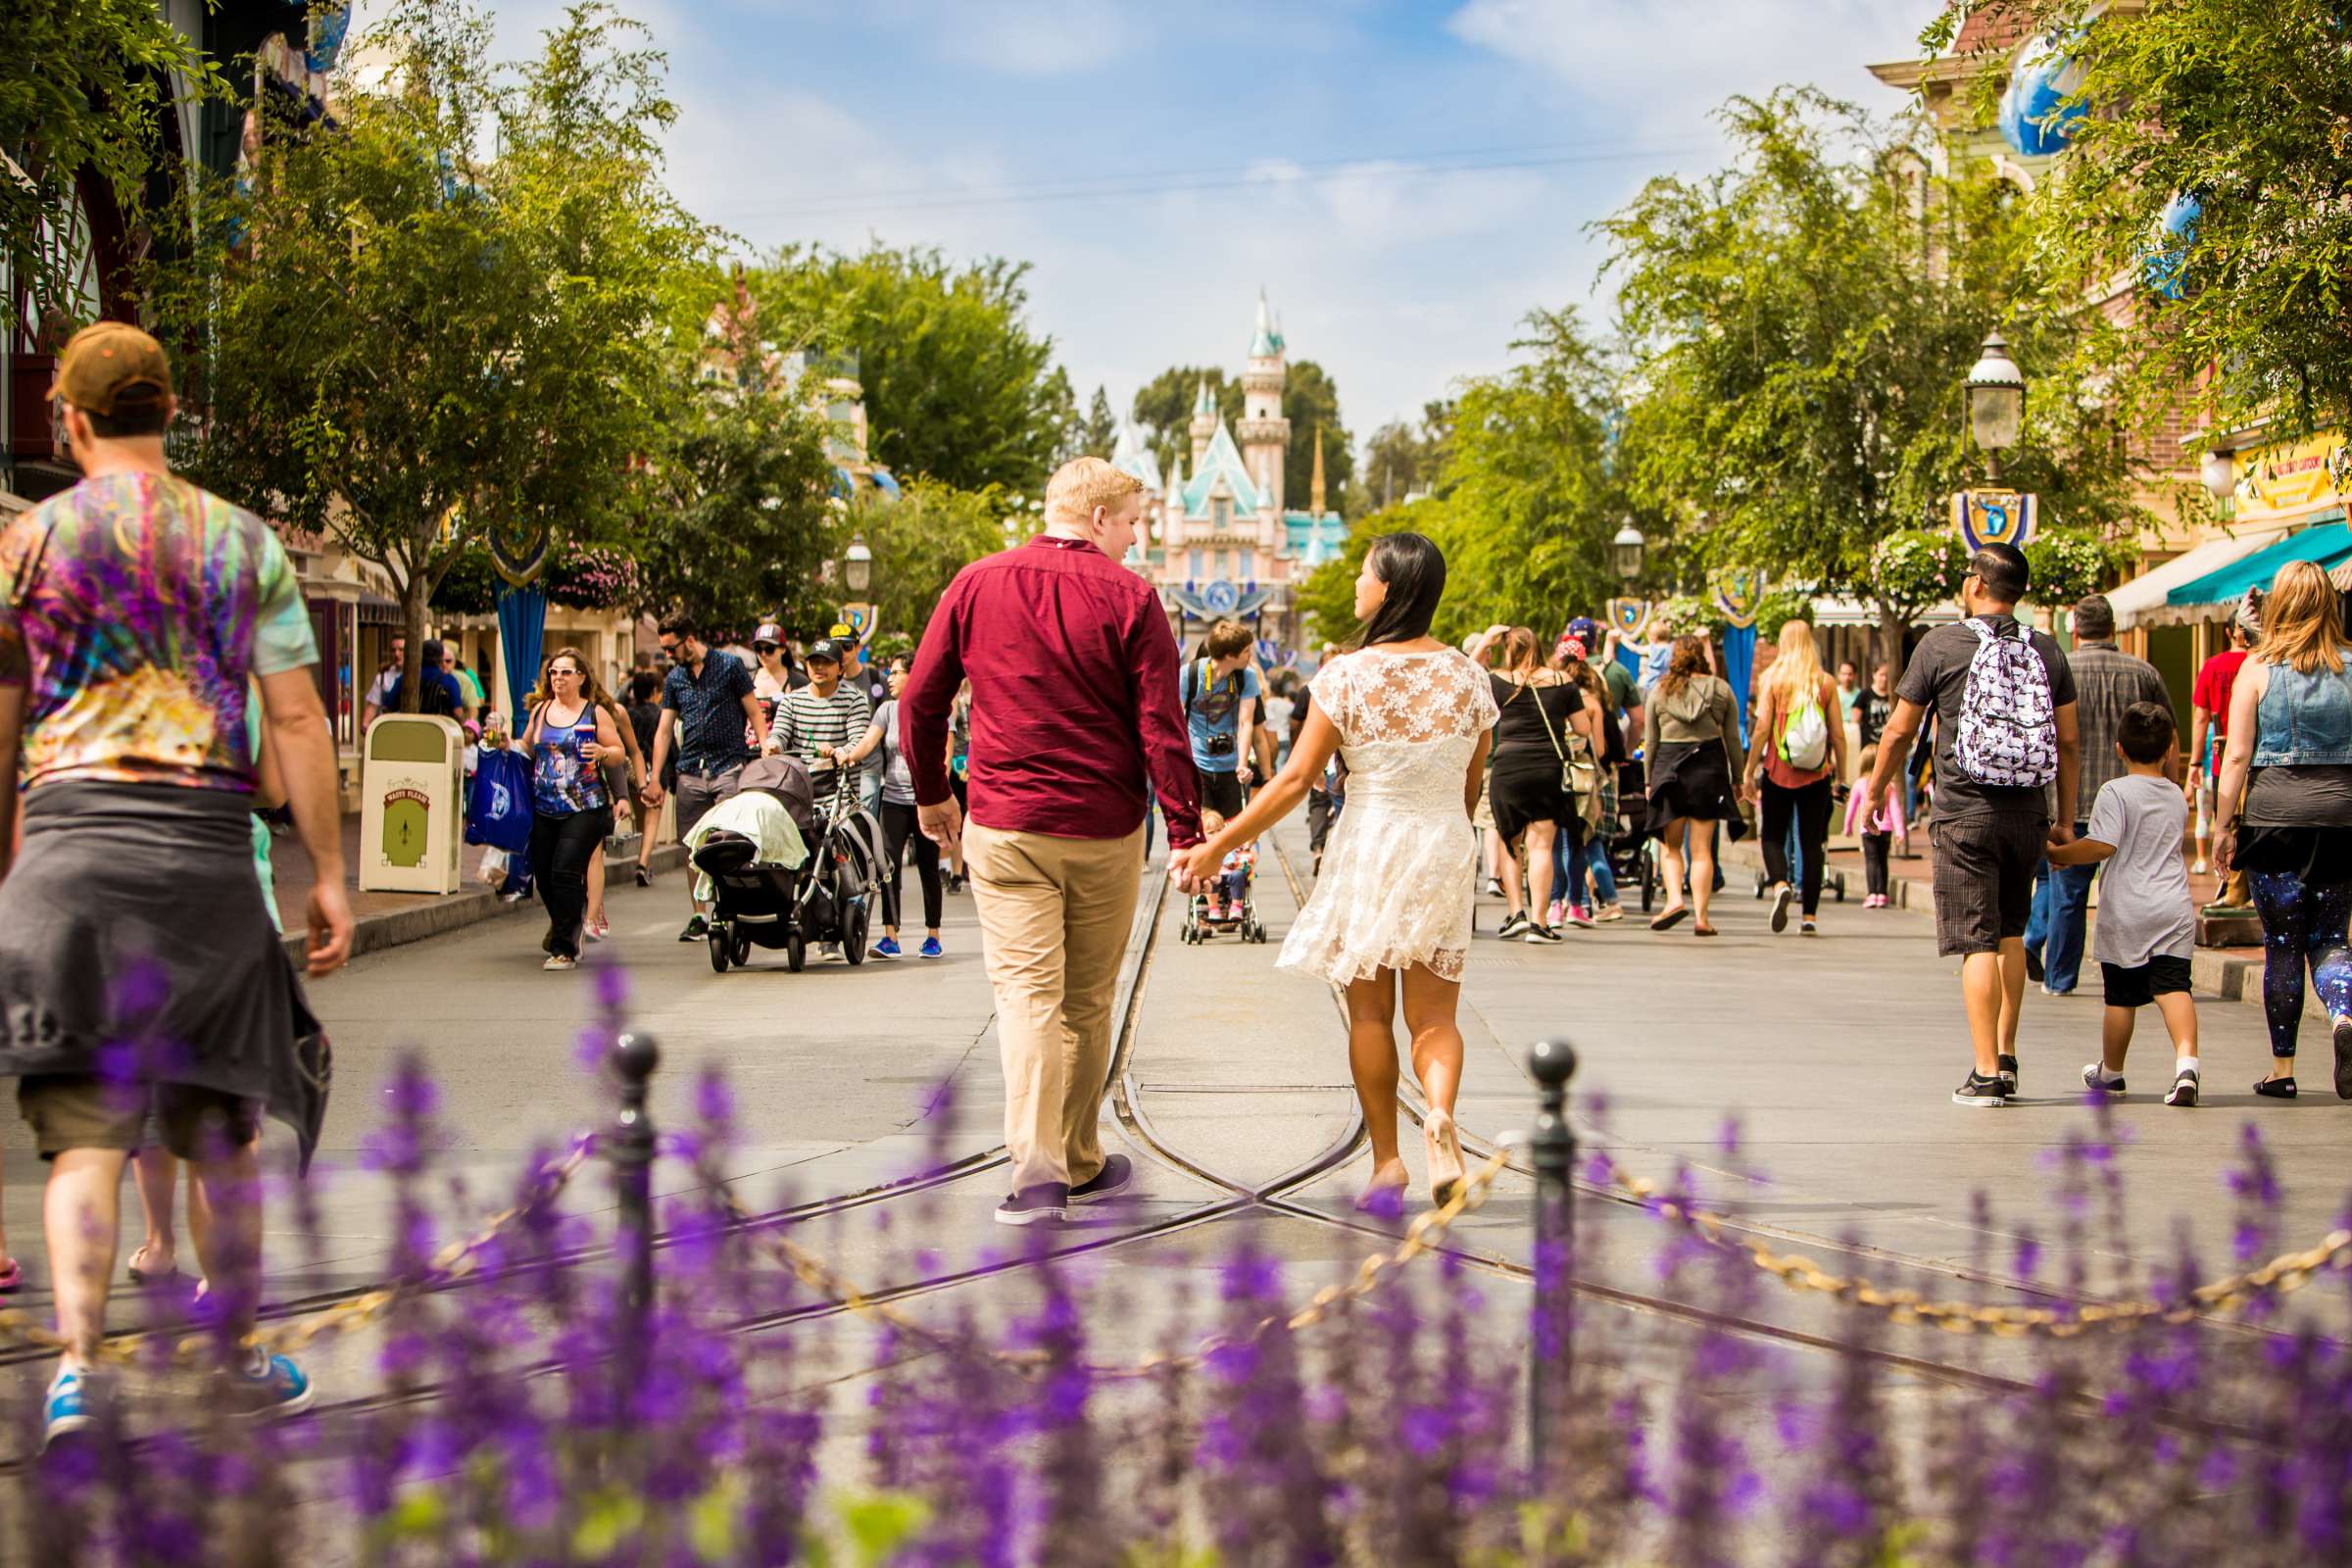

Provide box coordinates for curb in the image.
[280,842,691,968]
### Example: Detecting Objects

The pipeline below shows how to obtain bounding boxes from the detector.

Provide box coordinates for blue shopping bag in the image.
[466,748,535,853]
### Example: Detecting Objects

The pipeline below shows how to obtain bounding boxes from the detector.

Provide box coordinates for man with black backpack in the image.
[1183,619,1261,819]
[1866,544,2082,1108]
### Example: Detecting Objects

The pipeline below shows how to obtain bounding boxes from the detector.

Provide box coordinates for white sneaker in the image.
[2191,858,2209,874]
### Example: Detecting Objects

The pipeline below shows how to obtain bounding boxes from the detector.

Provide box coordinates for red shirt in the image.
[901,533,1203,849]
[2193,649,2247,773]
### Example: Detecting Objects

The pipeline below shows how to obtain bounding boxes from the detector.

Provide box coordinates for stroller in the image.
[1183,795,1267,946]
[693,757,886,973]
[1606,759,1661,914]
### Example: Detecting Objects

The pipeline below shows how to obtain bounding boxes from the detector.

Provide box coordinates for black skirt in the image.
[1645,739,1748,839]
[0,783,330,1169]
[2234,824,2352,886]
[1489,759,1570,844]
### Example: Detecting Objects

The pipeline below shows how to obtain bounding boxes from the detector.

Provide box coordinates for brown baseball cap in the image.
[53,321,173,416]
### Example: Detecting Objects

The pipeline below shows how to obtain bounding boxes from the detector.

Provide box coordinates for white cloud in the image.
[1447,0,1925,134]
[925,0,1142,75]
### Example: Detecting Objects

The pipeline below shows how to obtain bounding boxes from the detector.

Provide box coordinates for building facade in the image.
[1111,293,1348,655]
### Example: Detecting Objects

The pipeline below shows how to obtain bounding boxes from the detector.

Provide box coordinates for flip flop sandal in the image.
[1692,923,1720,938]
[1649,906,1690,932]
[127,1244,181,1285]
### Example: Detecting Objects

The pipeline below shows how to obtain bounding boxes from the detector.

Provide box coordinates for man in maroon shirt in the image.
[902,457,1202,1226]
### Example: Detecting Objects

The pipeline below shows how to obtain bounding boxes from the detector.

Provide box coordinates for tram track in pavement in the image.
[1259,823,2301,1348]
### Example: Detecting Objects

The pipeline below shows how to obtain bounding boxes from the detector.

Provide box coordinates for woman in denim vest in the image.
[2215,560,2352,1100]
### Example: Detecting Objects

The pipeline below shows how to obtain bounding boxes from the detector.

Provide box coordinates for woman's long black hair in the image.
[1353,532,1447,650]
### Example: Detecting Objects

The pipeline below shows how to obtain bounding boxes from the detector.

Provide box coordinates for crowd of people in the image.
[8,321,2352,1451]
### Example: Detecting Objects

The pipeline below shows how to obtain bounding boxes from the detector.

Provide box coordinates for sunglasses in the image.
[550,666,581,678]
[755,643,779,654]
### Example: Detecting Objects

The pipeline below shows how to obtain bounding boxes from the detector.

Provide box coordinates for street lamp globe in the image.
[1610,520,1646,582]
[2199,449,2235,503]
[844,532,872,594]
[1964,330,2027,454]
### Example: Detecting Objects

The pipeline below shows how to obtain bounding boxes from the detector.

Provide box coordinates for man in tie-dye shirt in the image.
[0,321,350,1448]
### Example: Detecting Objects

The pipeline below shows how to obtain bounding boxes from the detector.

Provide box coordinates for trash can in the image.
[360,713,466,894]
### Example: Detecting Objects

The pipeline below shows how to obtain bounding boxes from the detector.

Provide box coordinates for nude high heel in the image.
[1424,1110,1466,1208]
[1356,1158,1410,1213]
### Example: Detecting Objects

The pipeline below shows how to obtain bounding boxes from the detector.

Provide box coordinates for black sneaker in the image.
[2256,1075,2298,1100]
[1524,921,1563,944]
[2081,1062,2125,1096]
[1998,1054,2020,1097]
[2166,1066,2199,1107]
[1769,885,1792,934]
[2332,1016,2352,1101]
[1497,911,1531,940]
[1069,1154,1133,1203]
[994,1184,1069,1226]
[677,914,709,942]
[1952,1071,2008,1108]
[2025,947,2045,984]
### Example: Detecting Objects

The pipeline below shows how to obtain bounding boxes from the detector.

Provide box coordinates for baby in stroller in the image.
[1184,809,1266,945]
[686,756,884,972]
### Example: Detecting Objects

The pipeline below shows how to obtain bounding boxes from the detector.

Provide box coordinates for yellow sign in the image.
[2234,432,2348,525]
[1950,489,2038,551]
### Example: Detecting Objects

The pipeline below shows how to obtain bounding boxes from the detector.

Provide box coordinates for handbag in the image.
[1539,686,1605,829]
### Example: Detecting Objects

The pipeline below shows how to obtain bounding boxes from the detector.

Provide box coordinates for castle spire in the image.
[1309,425,1326,515]
[1250,289,1277,357]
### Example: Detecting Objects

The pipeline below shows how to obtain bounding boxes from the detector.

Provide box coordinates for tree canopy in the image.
[751,243,1073,494]
[153,0,709,708]
[1598,88,2139,665]
[1929,0,2352,444]
[842,478,1012,649]
[0,0,215,339]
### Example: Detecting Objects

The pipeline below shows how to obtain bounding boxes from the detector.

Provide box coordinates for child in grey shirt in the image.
[2046,702,2200,1105]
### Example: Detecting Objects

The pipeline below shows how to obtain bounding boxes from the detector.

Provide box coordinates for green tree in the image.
[1598,88,2140,671]
[1351,399,1458,515]
[844,478,1011,648]
[1928,0,2352,442]
[154,0,710,710]
[1131,365,1226,479]
[630,335,839,643]
[751,243,1073,493]
[1077,384,1118,458]
[1414,309,1629,642]
[0,0,216,337]
[1276,360,1355,509]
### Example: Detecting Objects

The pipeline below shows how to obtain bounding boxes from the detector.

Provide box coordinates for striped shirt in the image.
[770,682,874,783]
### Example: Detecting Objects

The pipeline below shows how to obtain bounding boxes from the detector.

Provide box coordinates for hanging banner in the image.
[838,603,876,639]
[1950,489,2038,552]
[1721,624,1757,746]
[1606,598,1653,640]
[1712,568,1765,630]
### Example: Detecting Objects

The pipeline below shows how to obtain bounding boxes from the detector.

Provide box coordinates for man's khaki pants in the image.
[965,821,1144,1195]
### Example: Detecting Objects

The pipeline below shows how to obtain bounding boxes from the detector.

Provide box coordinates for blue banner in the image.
[496,583,547,724]
[1720,623,1756,746]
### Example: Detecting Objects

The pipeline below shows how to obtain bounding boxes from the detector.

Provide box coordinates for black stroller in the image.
[694,758,886,973]
[1607,760,1660,913]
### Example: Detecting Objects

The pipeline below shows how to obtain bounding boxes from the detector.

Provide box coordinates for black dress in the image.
[1486,674,1580,843]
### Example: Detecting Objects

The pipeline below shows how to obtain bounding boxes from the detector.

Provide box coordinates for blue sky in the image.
[443,0,1935,454]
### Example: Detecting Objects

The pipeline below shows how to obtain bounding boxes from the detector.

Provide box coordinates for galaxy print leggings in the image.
[2248,868,2352,1056]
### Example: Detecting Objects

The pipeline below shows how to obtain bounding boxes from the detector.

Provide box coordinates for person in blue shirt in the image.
[1182,618,1261,819]
[381,637,469,721]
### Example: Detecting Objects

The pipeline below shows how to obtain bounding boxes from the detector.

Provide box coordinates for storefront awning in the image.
[2107,533,2269,629]
[2151,516,2352,624]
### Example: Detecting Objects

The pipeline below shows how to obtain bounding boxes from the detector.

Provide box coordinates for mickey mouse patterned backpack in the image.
[1953,617,2058,787]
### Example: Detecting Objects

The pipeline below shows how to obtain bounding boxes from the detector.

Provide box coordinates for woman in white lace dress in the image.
[1171,534,1497,1209]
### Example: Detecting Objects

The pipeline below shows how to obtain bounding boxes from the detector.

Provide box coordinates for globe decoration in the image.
[2143,191,2202,301]
[1203,579,1241,615]
[306,3,354,74]
[1998,33,2086,159]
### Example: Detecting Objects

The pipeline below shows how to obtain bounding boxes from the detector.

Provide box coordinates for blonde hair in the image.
[1498,626,1543,676]
[1044,457,1144,527]
[1762,619,1828,706]
[2255,560,2346,675]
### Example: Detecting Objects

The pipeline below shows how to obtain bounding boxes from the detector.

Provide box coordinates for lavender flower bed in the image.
[6,989,2350,1566]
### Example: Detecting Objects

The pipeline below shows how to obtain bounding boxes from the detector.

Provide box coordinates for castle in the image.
[1111,292,1348,656]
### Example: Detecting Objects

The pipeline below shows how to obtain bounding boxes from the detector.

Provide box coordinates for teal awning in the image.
[2165,518,2352,610]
